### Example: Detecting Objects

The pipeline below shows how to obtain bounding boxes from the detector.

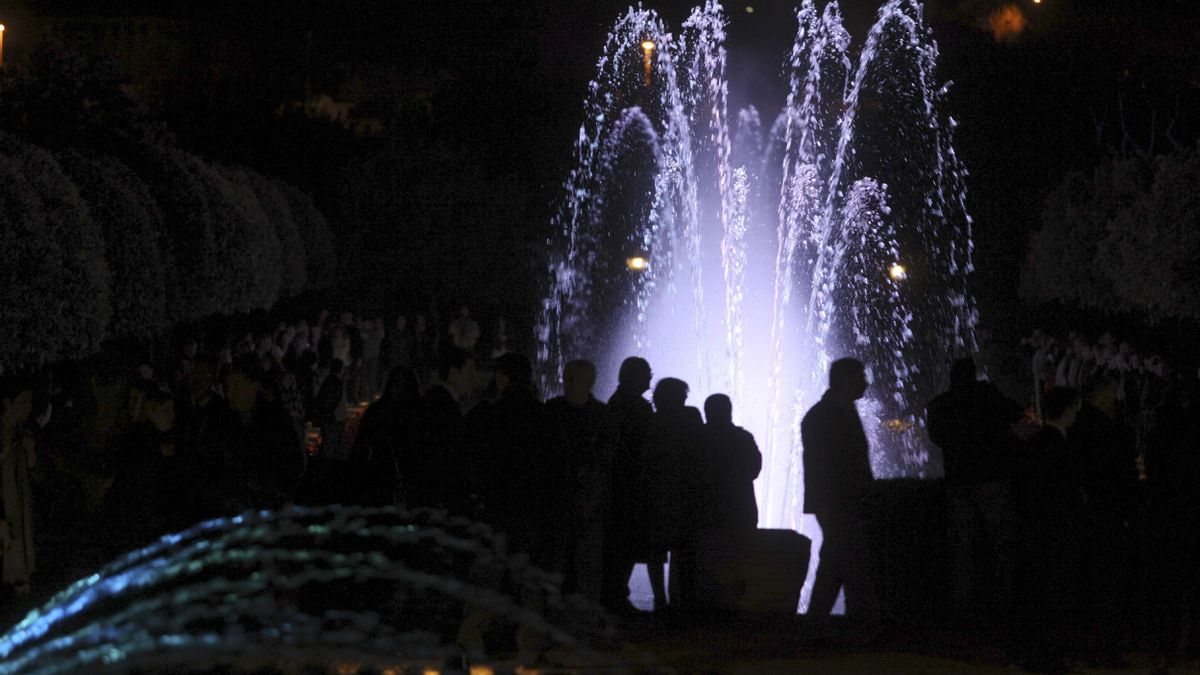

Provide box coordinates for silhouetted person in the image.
[641,377,704,611]
[926,356,1022,624]
[408,346,477,511]
[802,357,877,622]
[349,365,422,506]
[1071,374,1137,667]
[1142,381,1200,674]
[107,387,177,549]
[466,353,549,558]
[702,394,762,531]
[312,358,348,463]
[546,359,610,601]
[1014,386,1085,674]
[175,353,229,519]
[603,356,654,612]
[217,361,305,513]
[0,375,36,595]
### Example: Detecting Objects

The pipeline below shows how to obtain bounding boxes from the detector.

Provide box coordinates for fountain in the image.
[538,0,976,605]
[0,506,612,673]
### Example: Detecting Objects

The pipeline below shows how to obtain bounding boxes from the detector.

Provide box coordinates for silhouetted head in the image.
[950,356,977,389]
[704,394,733,426]
[225,361,263,414]
[383,365,421,403]
[438,346,477,398]
[1043,386,1081,429]
[0,375,35,427]
[189,353,218,401]
[142,388,176,433]
[1082,372,1119,416]
[828,358,868,402]
[562,359,596,405]
[653,377,689,413]
[494,353,533,396]
[618,357,652,394]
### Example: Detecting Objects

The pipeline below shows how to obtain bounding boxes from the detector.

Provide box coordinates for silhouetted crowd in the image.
[921,332,1200,673]
[0,306,763,622]
[4,314,1200,674]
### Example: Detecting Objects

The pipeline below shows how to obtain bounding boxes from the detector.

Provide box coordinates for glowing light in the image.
[641,40,656,85]
[888,263,907,281]
[988,4,1026,42]
[745,6,754,13]
[1032,0,1041,3]
[626,256,650,272]
[469,667,495,675]
[0,25,6,31]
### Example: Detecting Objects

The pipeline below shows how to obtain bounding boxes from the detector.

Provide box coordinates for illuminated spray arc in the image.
[540,0,976,606]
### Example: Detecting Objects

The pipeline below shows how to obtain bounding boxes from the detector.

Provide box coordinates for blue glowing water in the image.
[538,0,977,609]
[0,506,609,673]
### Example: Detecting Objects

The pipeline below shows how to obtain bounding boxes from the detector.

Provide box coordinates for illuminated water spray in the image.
[0,506,610,673]
[541,0,975,607]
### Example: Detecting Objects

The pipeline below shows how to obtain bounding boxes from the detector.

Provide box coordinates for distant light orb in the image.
[626,256,650,272]
[641,40,656,53]
[745,5,755,13]
[0,24,6,31]
[1032,0,1041,4]
[888,262,907,281]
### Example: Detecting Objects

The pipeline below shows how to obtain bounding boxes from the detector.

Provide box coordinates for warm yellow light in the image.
[641,40,656,53]
[1032,0,1041,3]
[888,262,907,281]
[745,5,755,13]
[626,256,650,272]
[0,24,6,32]
[468,667,495,675]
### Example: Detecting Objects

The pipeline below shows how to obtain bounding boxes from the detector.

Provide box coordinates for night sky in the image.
[9,0,1200,329]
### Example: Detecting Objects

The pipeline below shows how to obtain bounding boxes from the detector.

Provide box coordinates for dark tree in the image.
[1023,145,1200,322]
[0,135,112,359]
[58,150,171,341]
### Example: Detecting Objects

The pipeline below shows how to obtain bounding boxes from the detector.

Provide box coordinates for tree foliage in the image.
[0,45,335,363]
[236,169,308,298]
[0,135,112,360]
[281,184,337,289]
[183,157,282,312]
[0,154,67,366]
[1023,145,1200,322]
[115,143,224,321]
[58,151,171,340]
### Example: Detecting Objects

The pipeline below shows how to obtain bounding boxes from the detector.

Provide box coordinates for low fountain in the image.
[538,0,976,607]
[0,506,611,673]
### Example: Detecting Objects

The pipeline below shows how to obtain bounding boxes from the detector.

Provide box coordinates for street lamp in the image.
[626,255,650,272]
[888,262,907,282]
[641,39,655,86]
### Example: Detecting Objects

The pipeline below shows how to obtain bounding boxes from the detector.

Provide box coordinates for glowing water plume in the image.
[539,0,976,591]
[814,0,977,460]
[0,506,610,674]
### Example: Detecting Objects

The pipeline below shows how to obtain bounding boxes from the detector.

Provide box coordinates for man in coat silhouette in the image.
[602,356,654,612]
[801,357,876,621]
[702,394,762,531]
